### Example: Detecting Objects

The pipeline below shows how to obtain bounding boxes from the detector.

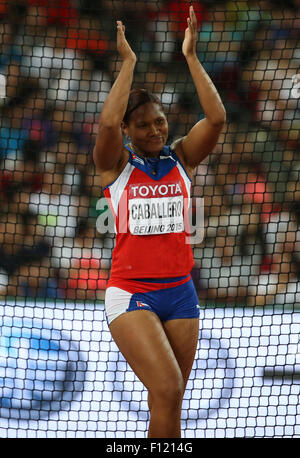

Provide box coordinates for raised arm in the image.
[93,21,136,174]
[174,6,226,171]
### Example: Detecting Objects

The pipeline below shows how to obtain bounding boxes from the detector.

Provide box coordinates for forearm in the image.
[93,20,136,172]
[185,54,226,126]
[98,57,136,128]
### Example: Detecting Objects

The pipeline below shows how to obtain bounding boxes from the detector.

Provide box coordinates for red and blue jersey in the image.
[103,144,194,285]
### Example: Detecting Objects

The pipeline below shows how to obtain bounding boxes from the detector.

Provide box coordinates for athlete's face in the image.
[123,102,168,157]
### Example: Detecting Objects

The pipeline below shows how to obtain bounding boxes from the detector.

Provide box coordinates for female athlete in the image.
[93,6,226,438]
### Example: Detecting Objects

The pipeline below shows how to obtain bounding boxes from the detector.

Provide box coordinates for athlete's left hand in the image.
[116,20,136,62]
[182,5,197,58]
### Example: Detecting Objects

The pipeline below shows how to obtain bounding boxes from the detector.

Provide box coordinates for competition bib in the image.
[128,182,185,235]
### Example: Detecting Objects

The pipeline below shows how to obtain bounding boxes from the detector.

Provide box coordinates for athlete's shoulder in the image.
[170,137,185,158]
[170,137,194,181]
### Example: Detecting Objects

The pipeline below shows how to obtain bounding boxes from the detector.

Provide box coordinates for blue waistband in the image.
[132,274,190,284]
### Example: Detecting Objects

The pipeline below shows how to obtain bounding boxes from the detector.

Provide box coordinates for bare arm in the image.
[93,21,136,173]
[175,6,226,170]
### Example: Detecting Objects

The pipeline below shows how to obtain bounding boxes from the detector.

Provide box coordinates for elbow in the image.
[211,110,227,128]
[208,105,227,128]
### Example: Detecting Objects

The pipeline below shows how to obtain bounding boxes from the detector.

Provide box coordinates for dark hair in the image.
[123,88,163,124]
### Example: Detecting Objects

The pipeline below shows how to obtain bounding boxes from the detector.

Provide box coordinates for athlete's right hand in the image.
[116,21,136,62]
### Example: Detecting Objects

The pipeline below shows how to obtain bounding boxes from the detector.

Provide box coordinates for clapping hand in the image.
[182,5,197,58]
[116,21,136,62]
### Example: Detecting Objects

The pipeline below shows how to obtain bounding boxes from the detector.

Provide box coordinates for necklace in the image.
[145,156,159,176]
[128,143,159,176]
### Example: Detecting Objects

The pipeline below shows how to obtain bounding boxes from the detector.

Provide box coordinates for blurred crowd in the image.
[0,0,299,305]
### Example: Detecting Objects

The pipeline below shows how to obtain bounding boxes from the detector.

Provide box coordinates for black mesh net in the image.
[0,0,299,438]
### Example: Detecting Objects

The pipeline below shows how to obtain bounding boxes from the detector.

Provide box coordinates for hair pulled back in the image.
[123,88,163,124]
